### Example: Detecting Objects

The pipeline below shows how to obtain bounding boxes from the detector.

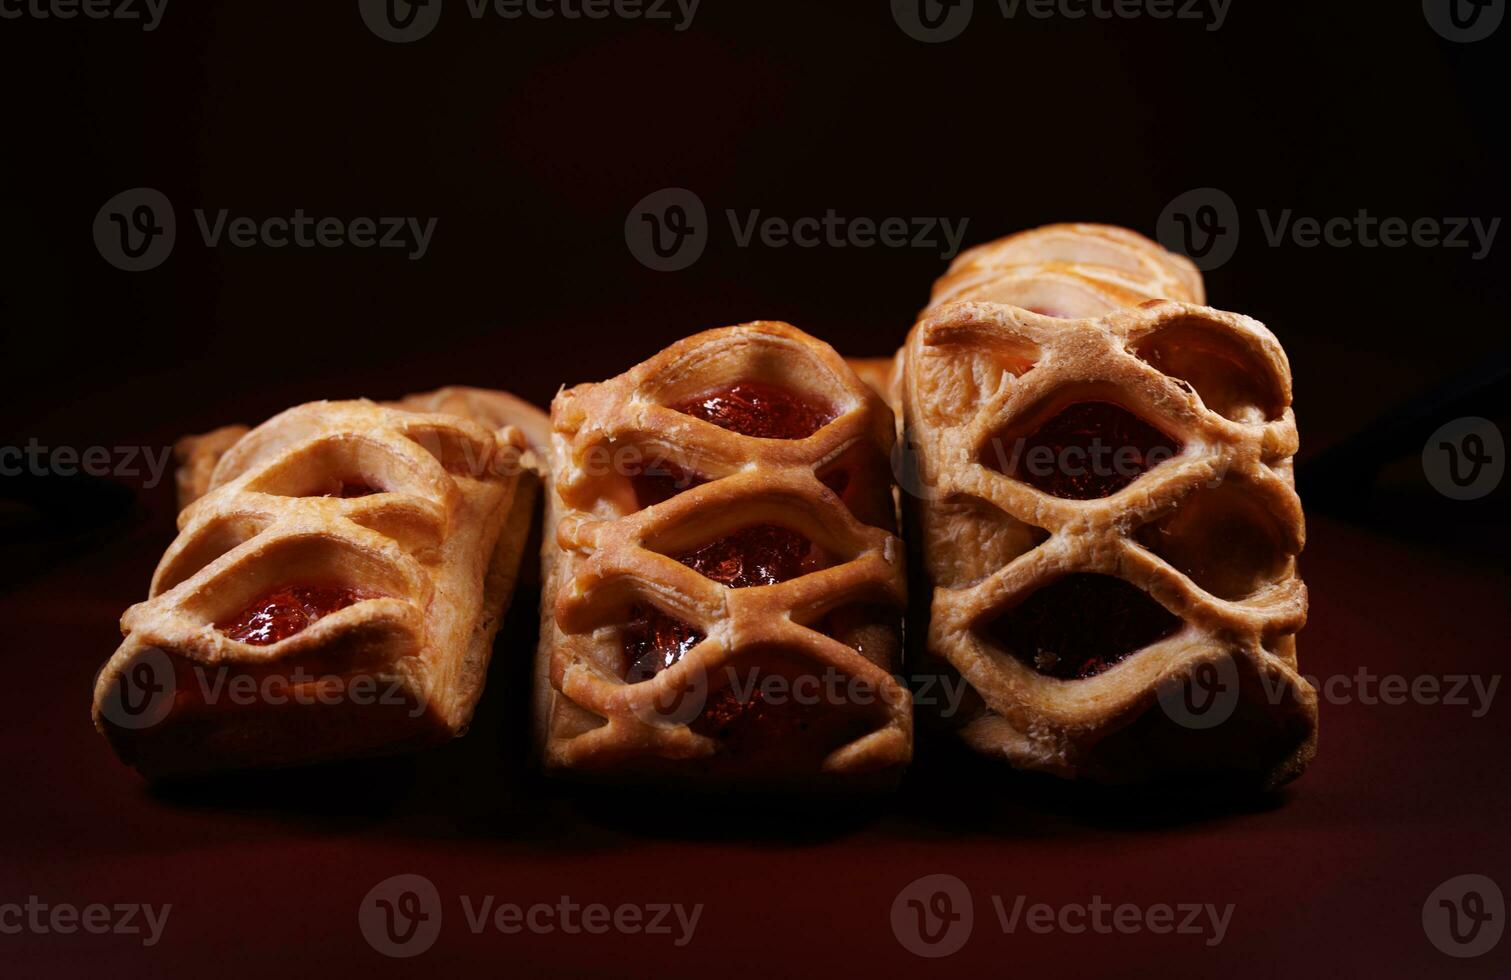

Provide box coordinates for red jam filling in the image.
[985,573,1181,680]
[671,381,836,440]
[217,585,379,646]
[622,603,706,683]
[671,524,826,588]
[311,479,382,498]
[987,401,1182,500]
[688,656,881,771]
[627,457,706,508]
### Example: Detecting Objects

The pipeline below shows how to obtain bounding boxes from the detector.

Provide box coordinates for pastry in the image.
[174,386,550,510]
[898,224,1318,786]
[929,222,1205,317]
[536,321,912,787]
[93,393,545,779]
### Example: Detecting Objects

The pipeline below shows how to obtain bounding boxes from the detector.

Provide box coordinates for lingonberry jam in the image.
[985,573,1181,680]
[627,457,706,508]
[688,656,880,771]
[218,585,379,646]
[621,603,706,683]
[671,524,826,589]
[313,480,382,498]
[986,401,1182,499]
[672,381,835,440]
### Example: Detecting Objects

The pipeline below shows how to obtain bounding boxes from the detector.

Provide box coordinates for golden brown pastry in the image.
[536,321,911,788]
[898,224,1317,786]
[93,394,545,779]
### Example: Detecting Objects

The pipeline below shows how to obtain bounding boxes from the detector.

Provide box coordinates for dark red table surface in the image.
[4,495,1507,978]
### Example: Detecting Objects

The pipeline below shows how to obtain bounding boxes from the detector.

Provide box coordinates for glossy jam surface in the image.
[672,524,826,589]
[985,573,1181,680]
[622,603,706,683]
[671,381,835,440]
[218,585,379,646]
[628,457,706,509]
[688,656,881,771]
[988,401,1182,500]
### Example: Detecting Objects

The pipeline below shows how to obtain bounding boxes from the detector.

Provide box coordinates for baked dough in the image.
[536,321,912,787]
[93,394,544,779]
[899,224,1317,786]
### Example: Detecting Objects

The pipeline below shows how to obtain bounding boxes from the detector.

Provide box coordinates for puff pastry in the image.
[536,321,912,787]
[899,224,1318,786]
[93,392,545,779]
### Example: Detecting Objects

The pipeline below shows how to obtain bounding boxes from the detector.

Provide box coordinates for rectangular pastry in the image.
[898,224,1319,786]
[534,321,912,788]
[92,391,545,779]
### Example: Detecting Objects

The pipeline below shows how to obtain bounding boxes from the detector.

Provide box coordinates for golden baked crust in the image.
[93,396,543,779]
[174,386,549,510]
[899,226,1317,787]
[929,222,1205,316]
[536,321,912,787]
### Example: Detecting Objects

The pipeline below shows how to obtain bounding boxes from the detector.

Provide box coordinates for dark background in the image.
[2,2,1508,977]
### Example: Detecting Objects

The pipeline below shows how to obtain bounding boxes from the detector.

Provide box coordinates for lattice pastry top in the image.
[535,321,912,786]
[900,245,1317,786]
[929,223,1205,317]
[93,397,541,779]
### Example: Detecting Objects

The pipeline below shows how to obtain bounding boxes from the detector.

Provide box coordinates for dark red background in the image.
[2,2,1508,977]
